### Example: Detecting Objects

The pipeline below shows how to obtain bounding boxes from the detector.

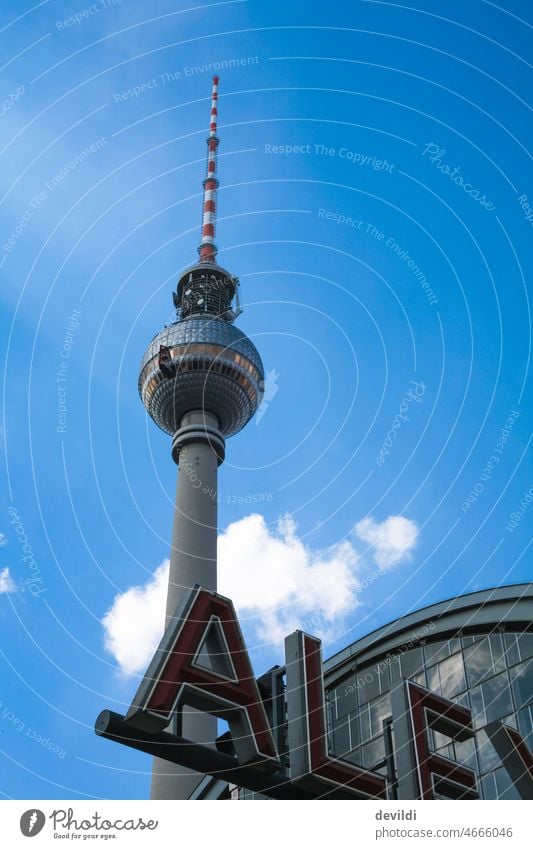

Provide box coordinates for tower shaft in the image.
[150,411,223,800]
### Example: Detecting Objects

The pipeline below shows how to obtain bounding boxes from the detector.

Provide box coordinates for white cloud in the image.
[102,513,419,674]
[101,561,170,676]
[218,513,360,643]
[354,516,418,570]
[0,567,15,594]
[0,533,8,548]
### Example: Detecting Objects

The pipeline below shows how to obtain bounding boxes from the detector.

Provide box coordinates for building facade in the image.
[323,583,532,800]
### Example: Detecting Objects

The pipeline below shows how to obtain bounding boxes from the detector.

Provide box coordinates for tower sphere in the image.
[138,284,264,438]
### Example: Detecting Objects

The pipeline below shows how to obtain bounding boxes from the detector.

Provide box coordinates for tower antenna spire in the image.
[198,75,220,264]
[174,76,241,322]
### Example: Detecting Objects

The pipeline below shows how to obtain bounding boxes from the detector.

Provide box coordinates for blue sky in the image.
[0,0,531,799]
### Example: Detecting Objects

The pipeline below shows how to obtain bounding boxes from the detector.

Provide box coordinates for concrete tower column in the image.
[150,410,225,801]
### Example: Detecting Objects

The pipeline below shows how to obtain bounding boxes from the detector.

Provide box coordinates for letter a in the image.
[126,586,280,773]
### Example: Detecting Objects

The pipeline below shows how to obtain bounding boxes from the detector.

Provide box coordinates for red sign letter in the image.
[407,681,478,799]
[285,631,387,798]
[126,586,280,772]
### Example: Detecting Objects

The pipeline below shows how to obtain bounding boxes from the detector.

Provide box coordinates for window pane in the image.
[481,772,497,799]
[357,667,381,705]
[369,694,391,737]
[427,664,440,694]
[400,647,424,679]
[430,728,452,759]
[504,633,520,667]
[332,717,351,758]
[481,672,513,724]
[349,712,361,750]
[489,634,506,668]
[469,685,486,729]
[379,660,392,692]
[517,706,533,748]
[517,634,533,662]
[425,639,461,666]
[360,704,372,743]
[500,712,517,730]
[424,641,448,667]
[438,653,467,698]
[326,700,335,749]
[510,659,533,709]
[427,654,466,698]
[335,679,357,718]
[464,639,491,686]
[448,638,462,656]
[432,729,449,750]
[464,637,505,687]
[345,747,363,766]
[475,729,500,774]
[387,654,402,685]
[455,692,470,709]
[361,736,386,771]
[494,767,521,800]
[454,737,478,771]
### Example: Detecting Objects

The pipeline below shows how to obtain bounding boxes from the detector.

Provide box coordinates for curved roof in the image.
[324,583,533,684]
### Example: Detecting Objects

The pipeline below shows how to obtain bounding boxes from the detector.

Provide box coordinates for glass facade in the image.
[326,631,533,799]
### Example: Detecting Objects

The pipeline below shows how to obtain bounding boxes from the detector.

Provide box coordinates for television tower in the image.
[138,77,264,800]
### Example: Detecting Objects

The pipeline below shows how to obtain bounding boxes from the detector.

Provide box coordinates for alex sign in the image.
[121,586,529,800]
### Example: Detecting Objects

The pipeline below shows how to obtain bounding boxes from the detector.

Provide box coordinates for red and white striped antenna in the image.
[198,75,220,264]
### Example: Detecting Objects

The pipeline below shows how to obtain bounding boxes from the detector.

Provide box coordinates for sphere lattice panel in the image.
[139,317,264,437]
